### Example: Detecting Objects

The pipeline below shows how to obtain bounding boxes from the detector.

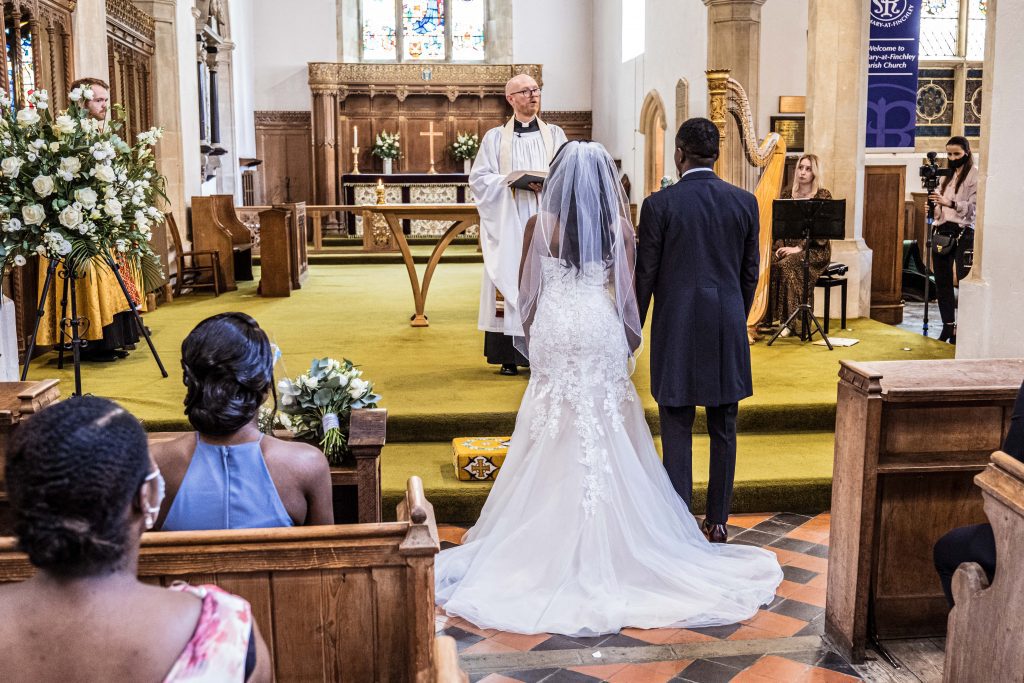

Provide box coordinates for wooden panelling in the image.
[544,110,593,140]
[863,165,906,324]
[254,111,313,205]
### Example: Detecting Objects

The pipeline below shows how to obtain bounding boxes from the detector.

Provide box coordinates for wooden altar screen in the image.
[308,63,541,206]
[1,0,76,359]
[105,0,154,142]
[826,358,1024,663]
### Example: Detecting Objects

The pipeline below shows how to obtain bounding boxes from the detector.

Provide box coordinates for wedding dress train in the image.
[435,257,783,636]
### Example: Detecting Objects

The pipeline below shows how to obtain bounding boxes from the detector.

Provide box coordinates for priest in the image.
[470,74,567,375]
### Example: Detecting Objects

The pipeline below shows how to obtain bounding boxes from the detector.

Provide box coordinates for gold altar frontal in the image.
[452,436,511,481]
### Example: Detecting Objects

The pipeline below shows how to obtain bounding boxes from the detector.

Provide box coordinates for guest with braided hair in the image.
[153,312,333,531]
[0,396,271,682]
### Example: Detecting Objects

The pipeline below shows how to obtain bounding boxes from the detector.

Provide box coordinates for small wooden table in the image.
[360,204,480,327]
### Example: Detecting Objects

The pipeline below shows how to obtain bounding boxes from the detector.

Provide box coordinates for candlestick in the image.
[352,146,361,174]
[375,178,386,205]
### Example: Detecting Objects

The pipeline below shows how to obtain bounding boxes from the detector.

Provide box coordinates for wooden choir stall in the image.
[190,195,255,291]
[826,358,1024,662]
[257,202,309,297]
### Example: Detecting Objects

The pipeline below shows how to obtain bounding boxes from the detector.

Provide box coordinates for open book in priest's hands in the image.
[506,170,548,190]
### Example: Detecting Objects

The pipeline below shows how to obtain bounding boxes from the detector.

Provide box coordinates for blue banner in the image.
[866,0,922,149]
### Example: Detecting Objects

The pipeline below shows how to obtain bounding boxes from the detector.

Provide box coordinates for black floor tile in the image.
[730,529,778,546]
[751,518,801,537]
[440,540,458,550]
[706,654,762,670]
[686,622,743,639]
[768,537,818,554]
[769,598,825,622]
[773,512,813,526]
[794,619,825,637]
[781,565,818,585]
[673,658,740,682]
[539,670,604,683]
[596,633,651,648]
[804,542,830,559]
[566,634,608,648]
[778,648,830,666]
[531,634,590,651]
[815,650,860,676]
[502,669,560,683]
[440,625,485,651]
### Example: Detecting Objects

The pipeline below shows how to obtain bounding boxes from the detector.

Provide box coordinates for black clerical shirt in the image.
[514,118,539,134]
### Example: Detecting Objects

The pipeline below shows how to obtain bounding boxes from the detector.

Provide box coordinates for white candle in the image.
[353,125,359,148]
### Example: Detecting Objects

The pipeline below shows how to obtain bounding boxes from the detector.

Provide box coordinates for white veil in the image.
[515,140,642,368]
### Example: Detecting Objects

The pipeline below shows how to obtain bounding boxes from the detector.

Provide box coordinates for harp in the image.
[706,69,788,342]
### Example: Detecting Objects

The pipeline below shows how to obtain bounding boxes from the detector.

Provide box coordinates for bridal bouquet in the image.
[450,132,479,161]
[0,87,165,288]
[372,131,401,160]
[276,357,382,465]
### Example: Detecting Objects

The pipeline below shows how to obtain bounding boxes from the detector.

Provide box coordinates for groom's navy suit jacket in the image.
[636,169,760,407]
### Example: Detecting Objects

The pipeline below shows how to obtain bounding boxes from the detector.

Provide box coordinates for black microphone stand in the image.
[922,191,936,338]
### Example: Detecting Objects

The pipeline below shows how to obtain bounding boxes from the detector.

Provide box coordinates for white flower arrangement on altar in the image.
[275,357,382,466]
[0,87,166,287]
[371,131,401,160]
[450,131,480,161]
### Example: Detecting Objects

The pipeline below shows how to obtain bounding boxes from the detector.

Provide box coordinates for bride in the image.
[435,141,783,636]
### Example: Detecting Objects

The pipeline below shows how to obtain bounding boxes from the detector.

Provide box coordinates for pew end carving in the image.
[191,195,255,291]
[944,451,1024,682]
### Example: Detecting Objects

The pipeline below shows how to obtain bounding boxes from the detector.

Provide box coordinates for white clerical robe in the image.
[471,119,567,336]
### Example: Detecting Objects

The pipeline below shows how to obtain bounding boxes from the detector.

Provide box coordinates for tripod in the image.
[20,256,168,396]
[766,227,833,350]
[921,191,938,338]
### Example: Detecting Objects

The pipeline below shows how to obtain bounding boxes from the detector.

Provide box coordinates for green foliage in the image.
[372,131,401,160]
[450,131,480,161]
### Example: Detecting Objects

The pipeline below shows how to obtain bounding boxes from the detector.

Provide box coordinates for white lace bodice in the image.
[527,257,633,515]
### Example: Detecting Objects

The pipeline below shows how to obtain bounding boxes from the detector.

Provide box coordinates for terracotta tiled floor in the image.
[437,512,863,682]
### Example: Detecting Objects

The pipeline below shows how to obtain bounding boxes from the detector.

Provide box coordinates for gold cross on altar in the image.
[419,121,444,174]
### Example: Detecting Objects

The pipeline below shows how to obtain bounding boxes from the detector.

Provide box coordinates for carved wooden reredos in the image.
[106,0,155,143]
[1,0,76,110]
[308,62,542,205]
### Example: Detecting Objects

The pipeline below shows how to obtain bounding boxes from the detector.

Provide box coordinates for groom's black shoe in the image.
[702,519,728,544]
[499,364,518,376]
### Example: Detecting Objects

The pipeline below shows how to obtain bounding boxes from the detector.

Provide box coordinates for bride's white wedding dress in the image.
[435,257,783,636]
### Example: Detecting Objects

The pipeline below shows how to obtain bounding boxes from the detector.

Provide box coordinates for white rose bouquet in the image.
[0,87,165,289]
[450,132,480,161]
[276,357,381,465]
[371,131,400,160]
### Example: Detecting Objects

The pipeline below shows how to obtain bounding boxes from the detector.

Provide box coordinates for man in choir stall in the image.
[471,74,567,375]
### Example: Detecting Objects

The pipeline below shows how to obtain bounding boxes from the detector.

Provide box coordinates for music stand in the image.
[766,198,846,350]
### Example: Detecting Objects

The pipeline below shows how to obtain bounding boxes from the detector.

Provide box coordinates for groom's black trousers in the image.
[658,403,738,524]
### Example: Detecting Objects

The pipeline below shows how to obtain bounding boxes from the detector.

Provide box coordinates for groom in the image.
[636,117,760,543]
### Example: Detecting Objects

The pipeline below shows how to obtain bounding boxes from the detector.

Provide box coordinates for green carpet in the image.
[27,261,954,440]
[380,432,836,522]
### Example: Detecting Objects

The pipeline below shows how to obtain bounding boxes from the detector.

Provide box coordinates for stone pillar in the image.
[703,0,765,190]
[957,0,1024,358]
[311,89,337,206]
[72,0,108,79]
[805,0,873,318]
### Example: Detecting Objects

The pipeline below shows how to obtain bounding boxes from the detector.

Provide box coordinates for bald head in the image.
[505,74,541,122]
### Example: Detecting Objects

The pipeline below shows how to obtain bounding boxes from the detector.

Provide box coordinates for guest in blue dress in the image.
[153,312,333,531]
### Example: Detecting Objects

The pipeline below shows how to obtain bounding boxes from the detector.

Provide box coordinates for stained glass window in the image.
[966,0,987,61]
[362,0,398,60]
[403,0,445,61]
[920,0,959,58]
[451,0,484,61]
[4,22,35,106]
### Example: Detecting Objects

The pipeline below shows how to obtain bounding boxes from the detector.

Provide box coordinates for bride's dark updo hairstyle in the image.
[548,140,616,272]
[181,312,275,436]
[5,396,149,577]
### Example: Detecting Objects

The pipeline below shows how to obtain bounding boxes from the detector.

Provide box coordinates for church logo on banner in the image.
[866,0,922,149]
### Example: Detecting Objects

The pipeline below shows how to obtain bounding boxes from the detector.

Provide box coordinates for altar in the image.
[342,173,478,240]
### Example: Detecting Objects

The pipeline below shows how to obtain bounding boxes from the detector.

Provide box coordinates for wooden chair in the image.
[167,212,221,297]
[944,451,1024,682]
[0,477,465,682]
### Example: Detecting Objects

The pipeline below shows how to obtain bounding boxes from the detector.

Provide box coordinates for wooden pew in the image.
[943,452,1024,682]
[257,203,309,297]
[827,358,1024,662]
[0,477,466,683]
[191,195,254,291]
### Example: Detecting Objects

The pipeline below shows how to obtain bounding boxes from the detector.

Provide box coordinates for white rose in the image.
[103,197,123,217]
[4,217,22,232]
[348,378,369,399]
[49,142,59,152]
[13,254,25,266]
[35,245,46,256]
[59,156,81,176]
[94,164,116,183]
[83,88,94,101]
[69,88,83,102]
[31,175,55,197]
[1,156,24,178]
[15,108,39,127]
[59,205,83,229]
[74,187,98,208]
[53,114,77,135]
[21,204,46,226]
[31,138,45,149]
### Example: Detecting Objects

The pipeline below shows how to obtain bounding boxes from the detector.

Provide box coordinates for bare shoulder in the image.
[150,433,197,473]
[262,435,330,476]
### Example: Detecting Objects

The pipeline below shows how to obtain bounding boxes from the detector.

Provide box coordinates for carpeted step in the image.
[255,243,483,266]
[319,236,478,248]
[379,431,836,523]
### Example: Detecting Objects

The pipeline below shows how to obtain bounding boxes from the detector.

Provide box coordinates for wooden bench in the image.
[147,408,387,525]
[943,451,1024,682]
[0,477,466,683]
[191,195,255,291]
[257,203,309,297]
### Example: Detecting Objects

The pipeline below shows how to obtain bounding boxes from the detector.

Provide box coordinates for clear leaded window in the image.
[920,0,986,60]
[360,0,485,62]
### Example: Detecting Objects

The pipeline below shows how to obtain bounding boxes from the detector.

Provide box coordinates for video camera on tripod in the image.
[920,151,953,192]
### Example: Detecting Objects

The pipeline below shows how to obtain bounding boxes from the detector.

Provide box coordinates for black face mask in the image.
[948,155,968,170]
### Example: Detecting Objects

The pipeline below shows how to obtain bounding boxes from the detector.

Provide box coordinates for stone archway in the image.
[639,90,667,197]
